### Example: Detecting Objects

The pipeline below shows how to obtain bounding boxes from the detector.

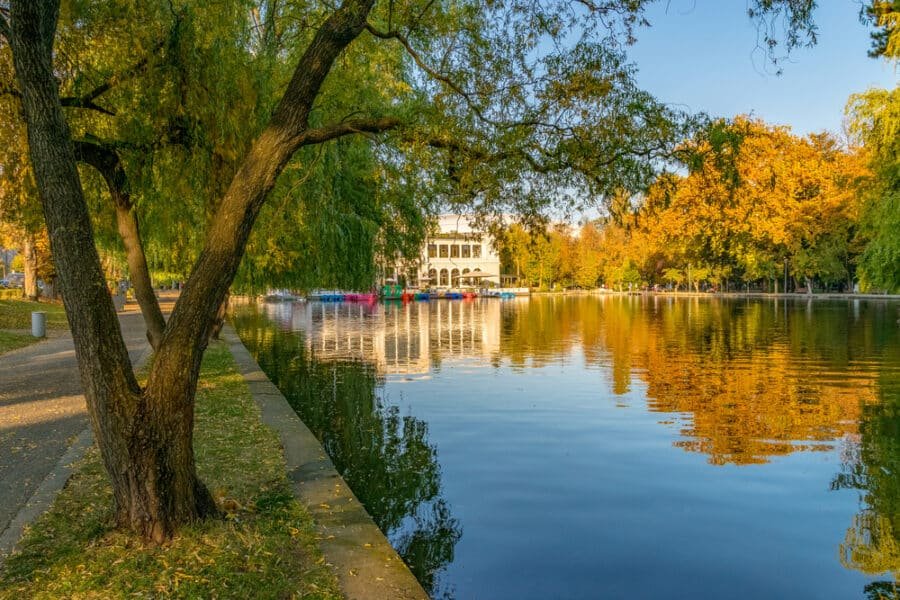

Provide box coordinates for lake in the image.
[232,295,900,599]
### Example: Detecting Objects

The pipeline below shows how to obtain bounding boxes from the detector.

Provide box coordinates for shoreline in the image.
[223,326,429,600]
[531,290,900,300]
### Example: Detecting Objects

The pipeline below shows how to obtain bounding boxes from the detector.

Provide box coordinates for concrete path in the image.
[0,303,154,557]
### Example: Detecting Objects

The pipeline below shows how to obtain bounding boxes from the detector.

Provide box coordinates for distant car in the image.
[5,273,24,288]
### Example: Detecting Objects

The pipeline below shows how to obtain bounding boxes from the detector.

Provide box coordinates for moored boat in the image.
[309,289,345,302]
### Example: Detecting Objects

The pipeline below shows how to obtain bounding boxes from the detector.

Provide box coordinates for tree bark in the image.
[23,233,39,300]
[209,292,229,341]
[74,141,166,350]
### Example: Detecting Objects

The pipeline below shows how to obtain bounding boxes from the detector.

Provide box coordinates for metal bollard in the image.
[31,311,46,338]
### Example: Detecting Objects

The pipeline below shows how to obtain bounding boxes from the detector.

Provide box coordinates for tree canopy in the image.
[496,116,881,293]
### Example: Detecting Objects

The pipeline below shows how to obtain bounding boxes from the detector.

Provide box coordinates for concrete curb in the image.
[222,326,428,600]
[0,427,92,560]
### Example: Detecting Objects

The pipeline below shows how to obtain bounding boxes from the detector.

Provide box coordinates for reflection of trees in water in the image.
[233,309,462,598]
[500,297,899,465]
[832,342,900,598]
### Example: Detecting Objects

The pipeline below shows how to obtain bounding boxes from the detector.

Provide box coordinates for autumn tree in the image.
[633,118,869,292]
[573,222,604,289]
[662,268,684,291]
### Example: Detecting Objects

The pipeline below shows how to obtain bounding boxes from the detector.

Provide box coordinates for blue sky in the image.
[626,0,898,136]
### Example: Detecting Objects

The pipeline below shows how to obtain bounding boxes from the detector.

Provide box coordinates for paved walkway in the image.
[0,303,155,551]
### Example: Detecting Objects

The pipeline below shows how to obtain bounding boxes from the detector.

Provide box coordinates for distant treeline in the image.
[498,106,900,294]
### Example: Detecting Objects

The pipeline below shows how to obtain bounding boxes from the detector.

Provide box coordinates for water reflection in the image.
[833,340,900,599]
[496,296,897,465]
[276,300,503,375]
[233,296,900,597]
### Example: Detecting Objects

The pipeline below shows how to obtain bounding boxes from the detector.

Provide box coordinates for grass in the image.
[0,299,68,354]
[0,342,343,600]
[0,331,37,354]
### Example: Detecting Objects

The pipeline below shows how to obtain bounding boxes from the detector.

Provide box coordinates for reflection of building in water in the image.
[280,300,501,375]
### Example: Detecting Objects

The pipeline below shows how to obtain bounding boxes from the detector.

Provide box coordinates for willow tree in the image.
[847,87,900,293]
[3,0,828,541]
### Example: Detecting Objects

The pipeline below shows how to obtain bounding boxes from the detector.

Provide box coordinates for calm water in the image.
[232,296,900,599]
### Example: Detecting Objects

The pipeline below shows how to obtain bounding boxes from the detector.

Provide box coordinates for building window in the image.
[450,244,460,258]
[428,244,437,258]
[439,244,449,258]
[439,268,449,286]
[472,244,482,258]
[451,268,460,286]
[461,244,471,258]
[428,268,437,285]
[462,268,470,275]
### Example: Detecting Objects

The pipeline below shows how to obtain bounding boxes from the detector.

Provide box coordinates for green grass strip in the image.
[0,300,68,330]
[0,331,37,355]
[0,342,343,600]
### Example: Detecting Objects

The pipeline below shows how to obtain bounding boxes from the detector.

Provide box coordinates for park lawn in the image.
[0,299,68,353]
[0,330,38,355]
[0,299,68,330]
[0,342,343,600]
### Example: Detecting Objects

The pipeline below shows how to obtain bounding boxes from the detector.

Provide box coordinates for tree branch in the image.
[77,42,162,104]
[0,81,20,99]
[364,23,494,125]
[55,38,167,117]
[1,81,116,114]
[59,96,116,115]
[297,116,401,146]
[72,139,167,349]
[0,12,10,42]
[365,23,546,131]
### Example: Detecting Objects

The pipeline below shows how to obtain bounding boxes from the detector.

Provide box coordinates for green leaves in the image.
[846,86,900,292]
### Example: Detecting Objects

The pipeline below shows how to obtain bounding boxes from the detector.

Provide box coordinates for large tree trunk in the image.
[10,0,376,541]
[23,233,39,300]
[209,292,229,341]
[10,0,217,542]
[74,141,166,350]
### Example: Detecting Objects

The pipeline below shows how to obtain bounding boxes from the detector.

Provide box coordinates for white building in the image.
[386,214,502,289]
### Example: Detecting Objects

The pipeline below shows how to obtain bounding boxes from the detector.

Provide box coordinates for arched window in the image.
[451,268,460,286]
[440,268,449,286]
[428,268,437,286]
